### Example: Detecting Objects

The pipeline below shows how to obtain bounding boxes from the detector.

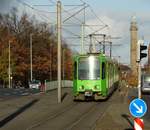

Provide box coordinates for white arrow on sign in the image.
[133,103,143,113]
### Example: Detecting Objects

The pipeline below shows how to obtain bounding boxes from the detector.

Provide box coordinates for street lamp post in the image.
[10,76,13,88]
[50,44,53,81]
[8,40,11,88]
[30,34,33,82]
[63,48,65,87]
[57,1,62,103]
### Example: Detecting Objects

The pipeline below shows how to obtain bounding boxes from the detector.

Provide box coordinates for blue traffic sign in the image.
[129,98,147,118]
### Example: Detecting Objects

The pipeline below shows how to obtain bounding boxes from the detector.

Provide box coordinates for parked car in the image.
[141,74,150,94]
[29,80,41,89]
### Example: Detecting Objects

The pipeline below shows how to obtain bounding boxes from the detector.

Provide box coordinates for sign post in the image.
[134,118,144,130]
[129,98,147,130]
[138,60,141,99]
[130,40,148,130]
[137,40,147,99]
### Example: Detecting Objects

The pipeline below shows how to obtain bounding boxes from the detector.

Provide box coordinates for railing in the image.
[44,80,73,92]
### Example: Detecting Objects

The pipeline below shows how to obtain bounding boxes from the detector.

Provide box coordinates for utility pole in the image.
[81,3,86,54]
[110,42,112,58]
[30,34,33,81]
[103,34,106,54]
[63,48,65,87]
[89,34,92,53]
[106,36,121,57]
[50,44,52,81]
[57,1,62,103]
[8,40,11,88]
[81,23,84,54]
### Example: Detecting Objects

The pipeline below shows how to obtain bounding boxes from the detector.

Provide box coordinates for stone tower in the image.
[130,16,138,76]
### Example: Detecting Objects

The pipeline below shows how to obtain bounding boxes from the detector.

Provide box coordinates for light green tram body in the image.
[73,53,119,100]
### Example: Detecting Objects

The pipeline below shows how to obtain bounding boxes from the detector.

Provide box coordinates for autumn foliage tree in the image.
[0,8,73,87]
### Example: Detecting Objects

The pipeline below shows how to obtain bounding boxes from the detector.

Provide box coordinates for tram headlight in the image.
[94,85,99,90]
[79,85,84,90]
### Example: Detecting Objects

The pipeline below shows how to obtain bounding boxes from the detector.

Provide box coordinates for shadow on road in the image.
[121,114,134,130]
[0,99,39,128]
[124,128,134,130]
[61,92,68,102]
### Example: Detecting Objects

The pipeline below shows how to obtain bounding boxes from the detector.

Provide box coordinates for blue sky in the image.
[93,0,150,12]
[0,0,150,65]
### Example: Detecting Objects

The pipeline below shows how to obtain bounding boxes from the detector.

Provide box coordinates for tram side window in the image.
[74,62,77,79]
[102,62,105,79]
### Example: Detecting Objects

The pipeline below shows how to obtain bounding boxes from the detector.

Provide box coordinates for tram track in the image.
[64,89,120,130]
[28,100,110,130]
[64,102,100,130]
[1,88,120,130]
[26,89,118,130]
[26,101,99,130]
[26,101,79,130]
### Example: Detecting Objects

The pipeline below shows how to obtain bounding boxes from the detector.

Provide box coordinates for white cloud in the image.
[86,13,129,37]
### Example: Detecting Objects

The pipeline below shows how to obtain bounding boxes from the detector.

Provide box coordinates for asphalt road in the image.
[0,88,40,101]
[0,88,120,130]
[0,87,150,130]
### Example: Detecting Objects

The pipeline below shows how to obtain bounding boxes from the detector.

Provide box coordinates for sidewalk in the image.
[95,81,150,130]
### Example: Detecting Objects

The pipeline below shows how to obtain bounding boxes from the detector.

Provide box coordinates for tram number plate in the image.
[85,91,92,96]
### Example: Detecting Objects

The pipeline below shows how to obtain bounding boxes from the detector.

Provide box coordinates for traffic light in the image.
[137,40,147,61]
[140,44,147,60]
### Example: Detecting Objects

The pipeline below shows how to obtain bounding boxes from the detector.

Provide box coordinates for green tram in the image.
[73,53,119,100]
